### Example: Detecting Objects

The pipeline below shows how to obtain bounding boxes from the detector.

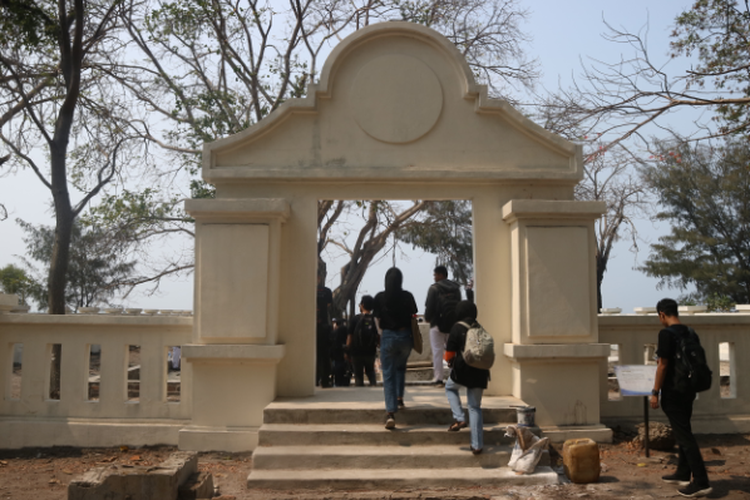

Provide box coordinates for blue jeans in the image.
[380,328,413,414]
[445,377,484,450]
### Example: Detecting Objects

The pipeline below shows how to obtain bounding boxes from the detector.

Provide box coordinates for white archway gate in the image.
[183,22,611,451]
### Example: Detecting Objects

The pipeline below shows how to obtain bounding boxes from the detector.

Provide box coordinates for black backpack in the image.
[670,326,712,394]
[436,282,461,333]
[353,313,379,352]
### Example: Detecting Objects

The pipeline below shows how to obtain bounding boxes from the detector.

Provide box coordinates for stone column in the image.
[502,200,612,442]
[179,199,289,452]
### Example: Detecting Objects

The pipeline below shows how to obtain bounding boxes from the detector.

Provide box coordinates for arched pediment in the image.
[203,22,582,183]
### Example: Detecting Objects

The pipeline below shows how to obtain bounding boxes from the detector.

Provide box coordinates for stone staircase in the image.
[246,387,558,490]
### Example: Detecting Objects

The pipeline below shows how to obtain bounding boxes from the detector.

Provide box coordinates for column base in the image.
[178,425,259,452]
[540,424,613,443]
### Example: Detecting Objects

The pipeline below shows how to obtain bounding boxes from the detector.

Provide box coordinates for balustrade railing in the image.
[2,307,749,447]
[0,313,193,435]
[599,312,750,433]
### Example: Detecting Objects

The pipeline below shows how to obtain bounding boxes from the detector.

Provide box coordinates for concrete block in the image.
[68,451,199,500]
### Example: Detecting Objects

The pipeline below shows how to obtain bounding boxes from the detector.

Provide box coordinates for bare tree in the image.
[575,146,647,309]
[536,5,750,155]
[321,201,427,318]
[0,0,143,314]
[531,0,750,307]
[112,0,539,308]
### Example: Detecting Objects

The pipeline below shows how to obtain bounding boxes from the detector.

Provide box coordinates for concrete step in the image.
[252,443,514,470]
[246,466,559,490]
[246,389,553,492]
[257,422,519,447]
[263,406,517,425]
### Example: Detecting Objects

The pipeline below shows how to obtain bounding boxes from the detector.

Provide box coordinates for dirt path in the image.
[1,434,748,499]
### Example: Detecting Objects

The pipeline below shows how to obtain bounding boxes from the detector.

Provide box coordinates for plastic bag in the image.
[505,424,550,474]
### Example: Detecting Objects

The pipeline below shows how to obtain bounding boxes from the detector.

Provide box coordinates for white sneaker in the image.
[385,414,395,429]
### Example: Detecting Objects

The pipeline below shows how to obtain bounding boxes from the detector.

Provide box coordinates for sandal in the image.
[448,420,467,432]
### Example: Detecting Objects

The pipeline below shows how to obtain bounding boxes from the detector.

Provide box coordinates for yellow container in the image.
[562,438,600,484]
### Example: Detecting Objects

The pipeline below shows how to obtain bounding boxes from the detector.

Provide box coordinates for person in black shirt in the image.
[373,267,417,430]
[316,274,333,388]
[331,318,350,386]
[347,295,378,387]
[444,300,489,455]
[651,298,711,498]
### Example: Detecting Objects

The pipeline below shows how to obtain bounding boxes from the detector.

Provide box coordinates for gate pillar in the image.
[502,200,613,442]
[178,199,288,451]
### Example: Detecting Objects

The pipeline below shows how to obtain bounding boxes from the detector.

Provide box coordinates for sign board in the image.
[614,365,657,397]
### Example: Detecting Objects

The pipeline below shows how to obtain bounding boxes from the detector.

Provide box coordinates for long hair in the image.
[384,267,404,309]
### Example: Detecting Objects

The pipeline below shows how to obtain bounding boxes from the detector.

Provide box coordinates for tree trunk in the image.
[47,145,74,399]
[596,251,606,312]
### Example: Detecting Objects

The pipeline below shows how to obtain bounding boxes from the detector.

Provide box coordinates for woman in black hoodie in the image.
[444,300,490,454]
[373,267,417,430]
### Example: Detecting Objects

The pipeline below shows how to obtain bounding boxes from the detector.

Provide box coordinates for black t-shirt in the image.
[373,290,417,331]
[316,286,333,326]
[656,324,689,393]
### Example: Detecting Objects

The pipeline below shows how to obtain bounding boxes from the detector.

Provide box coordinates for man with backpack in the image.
[347,295,379,387]
[424,266,461,386]
[650,298,712,498]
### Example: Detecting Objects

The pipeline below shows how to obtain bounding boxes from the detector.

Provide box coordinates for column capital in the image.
[185,198,290,223]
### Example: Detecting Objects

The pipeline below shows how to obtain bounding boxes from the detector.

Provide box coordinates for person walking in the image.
[651,298,712,498]
[316,273,333,388]
[331,318,350,386]
[347,295,379,387]
[374,267,417,430]
[444,300,489,455]
[424,265,461,385]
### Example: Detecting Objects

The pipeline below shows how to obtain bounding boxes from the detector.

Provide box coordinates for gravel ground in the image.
[1,433,749,499]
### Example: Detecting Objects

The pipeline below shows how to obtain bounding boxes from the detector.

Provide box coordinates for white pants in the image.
[170,346,181,370]
[429,326,448,382]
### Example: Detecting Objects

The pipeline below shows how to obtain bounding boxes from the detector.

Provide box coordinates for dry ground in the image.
[0,433,748,499]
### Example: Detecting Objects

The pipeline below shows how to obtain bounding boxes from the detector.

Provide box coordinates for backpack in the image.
[669,326,712,394]
[436,282,461,333]
[457,321,495,370]
[353,313,379,352]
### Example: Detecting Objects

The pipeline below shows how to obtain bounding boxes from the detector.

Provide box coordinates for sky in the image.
[0,0,696,313]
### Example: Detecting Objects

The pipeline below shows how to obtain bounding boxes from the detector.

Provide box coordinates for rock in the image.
[68,451,202,500]
[633,422,675,451]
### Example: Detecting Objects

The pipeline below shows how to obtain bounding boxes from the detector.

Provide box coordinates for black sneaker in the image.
[662,473,691,486]
[678,483,712,498]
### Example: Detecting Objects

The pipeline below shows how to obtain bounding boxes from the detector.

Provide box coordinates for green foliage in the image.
[705,293,736,312]
[678,293,735,312]
[190,180,216,200]
[18,219,138,309]
[0,0,58,48]
[80,188,194,246]
[640,140,750,304]
[397,200,473,284]
[0,264,34,305]
[671,0,750,135]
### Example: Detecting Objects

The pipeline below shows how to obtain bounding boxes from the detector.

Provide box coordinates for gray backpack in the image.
[457,321,495,369]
